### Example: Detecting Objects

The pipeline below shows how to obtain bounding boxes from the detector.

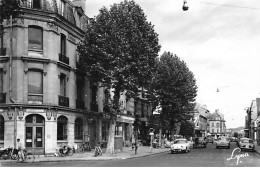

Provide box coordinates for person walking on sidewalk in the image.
[16,138,25,162]
[130,133,136,150]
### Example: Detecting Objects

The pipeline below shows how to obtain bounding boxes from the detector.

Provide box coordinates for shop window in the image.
[28,25,43,51]
[0,115,4,140]
[28,69,43,104]
[75,118,83,140]
[57,116,67,140]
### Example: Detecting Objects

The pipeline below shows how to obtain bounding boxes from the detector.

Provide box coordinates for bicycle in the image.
[94,143,102,157]
[56,145,74,157]
[16,149,35,162]
[77,143,91,153]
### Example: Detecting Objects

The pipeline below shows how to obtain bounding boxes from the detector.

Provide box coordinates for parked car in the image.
[193,137,207,148]
[207,136,214,144]
[170,138,190,154]
[238,138,255,152]
[215,136,230,149]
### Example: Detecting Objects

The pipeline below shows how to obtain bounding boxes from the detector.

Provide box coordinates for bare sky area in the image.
[82,0,260,128]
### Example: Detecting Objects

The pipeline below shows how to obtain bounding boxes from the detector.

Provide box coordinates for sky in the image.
[81,0,260,129]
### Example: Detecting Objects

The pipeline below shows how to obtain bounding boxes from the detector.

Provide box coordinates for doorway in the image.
[25,114,45,155]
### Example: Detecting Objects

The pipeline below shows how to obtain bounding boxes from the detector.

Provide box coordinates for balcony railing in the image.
[0,48,6,56]
[91,103,98,112]
[0,93,6,103]
[58,95,69,107]
[59,53,69,65]
[76,99,85,110]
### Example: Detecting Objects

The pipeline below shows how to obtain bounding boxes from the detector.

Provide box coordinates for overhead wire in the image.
[192,0,260,10]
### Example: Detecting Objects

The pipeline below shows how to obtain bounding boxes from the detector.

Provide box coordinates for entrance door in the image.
[89,120,96,149]
[25,114,45,155]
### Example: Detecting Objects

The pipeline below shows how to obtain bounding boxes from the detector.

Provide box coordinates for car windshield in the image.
[174,140,186,144]
[241,139,253,143]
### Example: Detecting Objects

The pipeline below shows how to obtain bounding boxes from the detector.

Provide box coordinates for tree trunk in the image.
[158,128,162,147]
[105,118,116,154]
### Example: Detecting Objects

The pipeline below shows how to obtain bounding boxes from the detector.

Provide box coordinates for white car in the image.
[215,136,230,149]
[170,138,190,154]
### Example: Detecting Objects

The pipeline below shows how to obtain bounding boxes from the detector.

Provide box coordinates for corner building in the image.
[0,0,111,155]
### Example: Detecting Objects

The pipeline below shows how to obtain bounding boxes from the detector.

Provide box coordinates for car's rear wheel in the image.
[216,145,218,149]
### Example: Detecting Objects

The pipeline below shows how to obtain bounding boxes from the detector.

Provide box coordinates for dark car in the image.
[207,136,214,144]
[230,137,238,142]
[193,137,207,148]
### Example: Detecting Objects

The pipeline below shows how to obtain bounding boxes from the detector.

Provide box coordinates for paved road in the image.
[1,142,260,167]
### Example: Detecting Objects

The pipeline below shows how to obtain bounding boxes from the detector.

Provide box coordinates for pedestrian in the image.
[16,138,25,162]
[130,133,135,150]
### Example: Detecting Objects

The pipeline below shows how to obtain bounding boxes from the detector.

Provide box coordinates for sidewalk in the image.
[0,146,169,163]
[254,142,260,155]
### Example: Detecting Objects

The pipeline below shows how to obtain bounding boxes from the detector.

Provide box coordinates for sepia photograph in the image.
[0,0,260,167]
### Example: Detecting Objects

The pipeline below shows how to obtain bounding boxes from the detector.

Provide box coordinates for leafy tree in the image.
[148,52,197,134]
[0,0,22,53]
[179,120,195,138]
[77,0,160,154]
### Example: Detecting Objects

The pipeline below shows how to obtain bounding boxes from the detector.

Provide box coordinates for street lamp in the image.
[183,0,189,11]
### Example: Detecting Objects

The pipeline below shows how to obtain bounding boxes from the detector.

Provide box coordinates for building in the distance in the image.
[193,103,210,137]
[208,109,226,137]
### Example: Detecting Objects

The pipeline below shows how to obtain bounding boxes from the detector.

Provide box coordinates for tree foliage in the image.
[78,0,160,99]
[148,52,197,130]
[77,0,160,154]
[0,0,22,21]
[179,120,195,138]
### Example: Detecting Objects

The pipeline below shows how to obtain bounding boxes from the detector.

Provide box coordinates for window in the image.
[74,118,83,140]
[211,122,214,127]
[0,115,4,140]
[57,116,67,140]
[76,78,84,100]
[102,121,109,141]
[211,129,214,133]
[28,26,43,51]
[60,33,66,56]
[31,0,41,9]
[60,73,66,96]
[216,123,220,128]
[57,0,66,16]
[0,68,3,93]
[28,70,43,104]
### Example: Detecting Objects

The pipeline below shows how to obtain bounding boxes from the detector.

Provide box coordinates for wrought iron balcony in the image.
[91,103,98,112]
[59,53,69,65]
[76,99,85,110]
[0,93,6,103]
[58,95,69,107]
[0,48,6,56]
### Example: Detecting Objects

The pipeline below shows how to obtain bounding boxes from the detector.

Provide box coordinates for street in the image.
[1,142,260,167]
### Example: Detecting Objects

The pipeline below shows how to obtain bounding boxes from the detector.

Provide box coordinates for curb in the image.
[0,149,169,163]
[38,149,170,162]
